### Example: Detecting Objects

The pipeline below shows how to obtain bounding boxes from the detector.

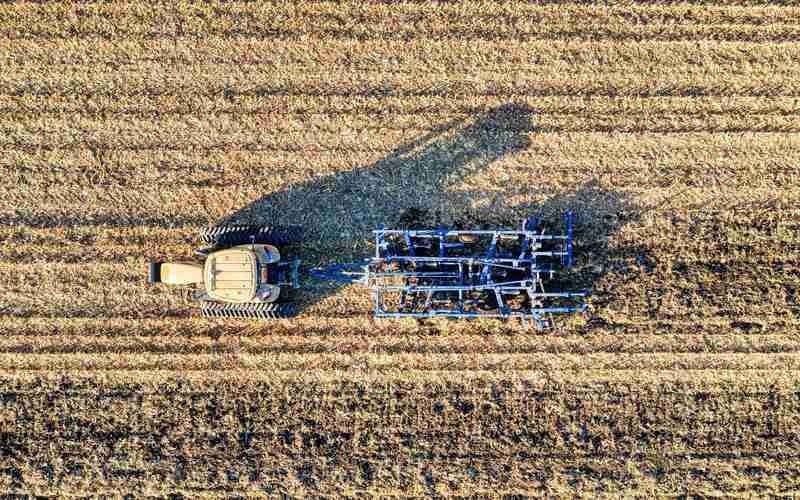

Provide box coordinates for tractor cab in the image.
[150,244,299,305]
[204,245,293,303]
[148,224,302,319]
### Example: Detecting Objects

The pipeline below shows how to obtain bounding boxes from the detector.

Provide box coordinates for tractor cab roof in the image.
[204,247,258,303]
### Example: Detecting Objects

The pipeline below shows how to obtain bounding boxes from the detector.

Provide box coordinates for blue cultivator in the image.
[311,213,589,329]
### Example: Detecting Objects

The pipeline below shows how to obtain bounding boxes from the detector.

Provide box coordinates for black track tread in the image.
[200,225,302,247]
[200,301,297,320]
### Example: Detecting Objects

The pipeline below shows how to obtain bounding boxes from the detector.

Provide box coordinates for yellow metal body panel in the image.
[204,248,258,303]
[160,262,203,285]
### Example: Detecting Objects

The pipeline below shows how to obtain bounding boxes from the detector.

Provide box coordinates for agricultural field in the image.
[1,0,799,496]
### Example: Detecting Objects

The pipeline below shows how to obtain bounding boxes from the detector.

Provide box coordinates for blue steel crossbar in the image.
[375,305,588,318]
[375,229,570,239]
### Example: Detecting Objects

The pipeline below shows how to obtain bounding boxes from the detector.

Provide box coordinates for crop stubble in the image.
[1,0,800,495]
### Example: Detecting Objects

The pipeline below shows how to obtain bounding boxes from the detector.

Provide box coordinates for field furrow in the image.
[3,39,800,69]
[4,69,799,98]
[4,2,800,25]
[11,351,800,371]
[6,115,800,145]
[7,95,800,120]
[4,315,797,338]
[4,334,800,355]
[5,3,800,43]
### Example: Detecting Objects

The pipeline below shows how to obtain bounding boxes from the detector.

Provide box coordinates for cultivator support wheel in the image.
[200,301,297,319]
[311,213,588,329]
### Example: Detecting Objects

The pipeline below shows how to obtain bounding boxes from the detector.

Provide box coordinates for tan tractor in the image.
[148,225,301,319]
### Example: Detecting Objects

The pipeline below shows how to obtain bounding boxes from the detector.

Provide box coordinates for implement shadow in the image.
[216,103,537,314]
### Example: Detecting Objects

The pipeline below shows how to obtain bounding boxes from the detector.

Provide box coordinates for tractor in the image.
[148,225,301,319]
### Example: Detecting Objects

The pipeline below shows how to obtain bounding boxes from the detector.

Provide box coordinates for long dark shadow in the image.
[216,104,537,313]
[219,103,534,254]
[216,104,645,324]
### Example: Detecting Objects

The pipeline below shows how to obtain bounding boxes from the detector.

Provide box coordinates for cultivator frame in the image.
[313,213,588,329]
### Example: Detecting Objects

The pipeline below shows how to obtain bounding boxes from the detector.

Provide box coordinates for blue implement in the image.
[311,213,588,329]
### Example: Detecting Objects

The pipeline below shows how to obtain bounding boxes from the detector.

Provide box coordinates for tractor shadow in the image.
[218,103,648,322]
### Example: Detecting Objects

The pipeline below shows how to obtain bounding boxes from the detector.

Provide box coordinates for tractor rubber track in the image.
[200,225,303,247]
[200,302,297,320]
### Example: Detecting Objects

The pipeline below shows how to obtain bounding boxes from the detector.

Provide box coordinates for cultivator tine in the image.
[494,288,507,315]
[376,226,389,258]
[518,235,531,260]
[479,232,499,284]
[399,290,408,311]
[523,216,540,232]
[403,231,416,256]
[424,290,434,309]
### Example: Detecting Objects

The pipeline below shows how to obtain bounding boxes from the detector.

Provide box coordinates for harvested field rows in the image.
[3,372,800,495]
[1,0,800,495]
